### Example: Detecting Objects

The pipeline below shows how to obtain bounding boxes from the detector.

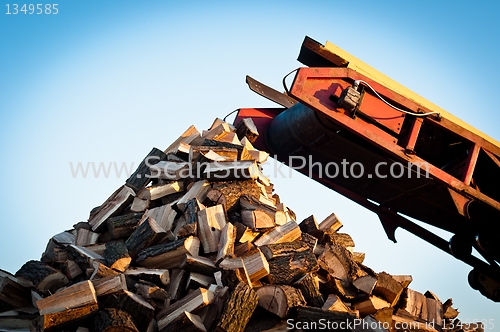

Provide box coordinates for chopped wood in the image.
[241,249,269,282]
[299,215,323,239]
[204,160,260,182]
[218,257,244,270]
[187,272,216,289]
[235,118,259,143]
[392,274,413,288]
[174,198,203,238]
[202,122,232,141]
[267,250,319,285]
[256,285,306,318]
[168,269,188,301]
[216,282,258,332]
[373,272,404,306]
[322,294,349,312]
[234,222,260,243]
[443,298,459,319]
[182,254,218,276]
[176,180,211,211]
[318,243,365,283]
[106,213,143,240]
[0,270,32,308]
[92,273,128,297]
[240,209,275,230]
[400,288,428,320]
[151,161,190,180]
[164,125,200,155]
[65,260,84,279]
[136,281,169,301]
[90,262,120,280]
[190,146,239,163]
[101,289,155,330]
[138,181,184,200]
[130,196,150,212]
[103,241,131,272]
[353,274,377,295]
[295,274,324,308]
[75,228,99,246]
[90,308,139,332]
[234,241,255,257]
[216,222,237,263]
[15,260,69,292]
[318,212,343,233]
[324,232,355,248]
[260,241,309,260]
[36,280,98,329]
[145,204,177,231]
[157,287,214,330]
[253,221,301,247]
[351,252,366,264]
[125,147,168,192]
[124,268,170,286]
[162,311,207,332]
[300,233,318,252]
[136,236,200,269]
[197,204,227,254]
[353,295,390,316]
[88,185,136,231]
[125,216,166,258]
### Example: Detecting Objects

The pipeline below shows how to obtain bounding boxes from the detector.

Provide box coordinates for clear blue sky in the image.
[1,0,498,322]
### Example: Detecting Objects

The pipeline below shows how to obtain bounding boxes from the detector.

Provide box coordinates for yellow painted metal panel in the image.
[323,41,500,149]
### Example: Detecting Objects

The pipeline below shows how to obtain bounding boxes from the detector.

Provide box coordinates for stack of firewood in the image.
[0,118,483,332]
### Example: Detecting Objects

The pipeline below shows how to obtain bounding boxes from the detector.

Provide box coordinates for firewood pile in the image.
[0,118,483,332]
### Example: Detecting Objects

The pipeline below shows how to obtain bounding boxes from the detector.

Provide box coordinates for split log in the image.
[150,160,190,181]
[125,217,166,258]
[256,285,306,318]
[101,289,155,331]
[239,194,276,214]
[174,198,202,238]
[124,268,170,286]
[138,181,184,200]
[425,297,443,327]
[145,204,177,231]
[176,180,211,211]
[130,197,150,212]
[67,244,105,270]
[90,262,120,280]
[92,274,128,297]
[197,204,227,254]
[125,147,168,192]
[75,228,99,246]
[216,282,258,332]
[442,298,459,319]
[220,267,251,289]
[168,269,188,301]
[36,280,98,330]
[162,311,207,332]
[299,215,323,239]
[253,221,301,247]
[353,296,390,316]
[295,274,324,308]
[234,241,255,257]
[182,254,218,276]
[300,233,318,252]
[392,275,413,288]
[164,125,200,155]
[202,122,232,141]
[260,241,309,260]
[267,250,319,285]
[103,241,131,272]
[187,272,216,289]
[88,185,136,231]
[91,308,139,332]
[136,236,200,269]
[324,233,355,248]
[240,210,275,230]
[135,281,169,301]
[353,274,378,295]
[352,252,366,264]
[157,287,214,330]
[198,286,229,332]
[0,270,31,308]
[211,180,262,213]
[236,118,259,143]
[322,294,359,318]
[15,260,69,292]
[400,288,428,320]
[234,222,260,243]
[241,249,269,282]
[318,212,343,233]
[65,260,84,279]
[106,213,143,240]
[204,160,260,182]
[318,243,365,283]
[373,272,404,306]
[317,273,358,301]
[216,222,237,263]
[190,146,239,164]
